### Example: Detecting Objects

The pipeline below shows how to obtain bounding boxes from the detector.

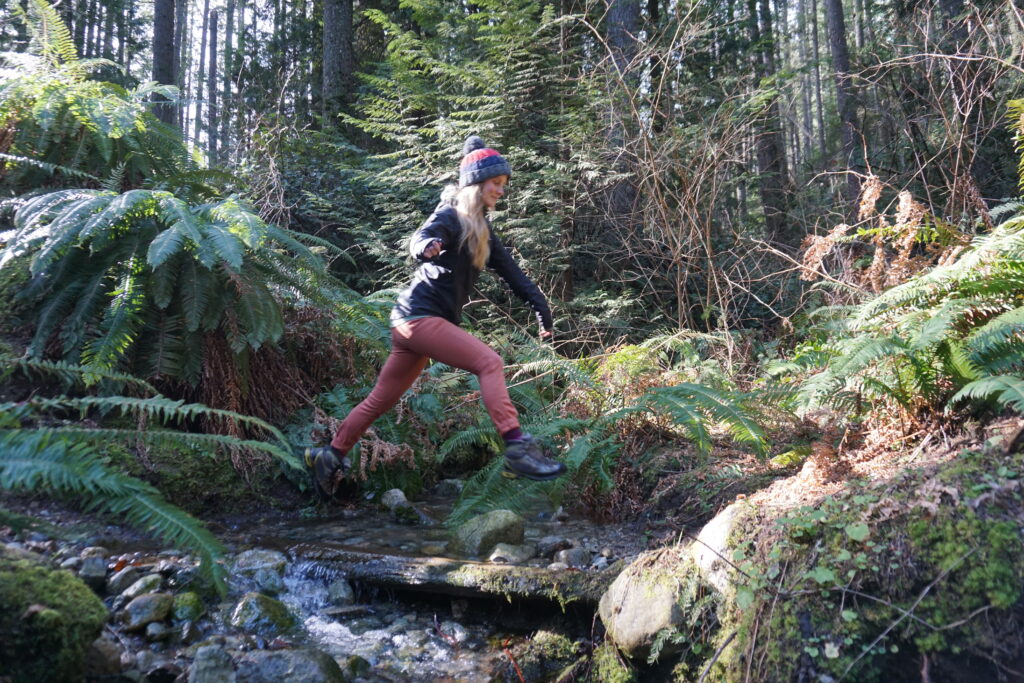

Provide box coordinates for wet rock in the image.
[340,655,371,680]
[229,592,298,636]
[536,536,572,559]
[147,621,173,641]
[499,630,580,682]
[434,479,464,497]
[591,556,611,571]
[420,542,448,555]
[380,489,409,510]
[107,566,142,595]
[60,556,82,571]
[173,591,206,622]
[554,548,591,568]
[122,592,174,631]
[78,555,109,592]
[81,546,109,559]
[547,562,569,570]
[144,660,182,683]
[488,543,537,564]
[235,648,345,682]
[134,649,157,672]
[84,633,124,676]
[326,578,354,606]
[253,567,285,595]
[180,620,203,644]
[233,549,288,594]
[437,620,470,644]
[123,573,163,600]
[448,510,525,557]
[0,545,108,682]
[189,644,236,683]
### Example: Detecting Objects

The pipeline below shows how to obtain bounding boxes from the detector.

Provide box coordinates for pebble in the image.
[60,556,82,571]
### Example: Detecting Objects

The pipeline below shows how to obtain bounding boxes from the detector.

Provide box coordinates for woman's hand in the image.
[540,329,553,340]
[422,239,443,259]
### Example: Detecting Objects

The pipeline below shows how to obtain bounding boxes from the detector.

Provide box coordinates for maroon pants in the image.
[330,316,520,453]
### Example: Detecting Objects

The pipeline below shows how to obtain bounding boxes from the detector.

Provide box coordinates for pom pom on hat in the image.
[458,135,511,187]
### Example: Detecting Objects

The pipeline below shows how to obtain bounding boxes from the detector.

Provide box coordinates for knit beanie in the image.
[458,135,512,188]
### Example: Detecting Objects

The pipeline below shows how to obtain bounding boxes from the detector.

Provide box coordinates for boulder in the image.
[448,510,525,557]
[554,548,591,568]
[235,648,345,682]
[122,592,174,631]
[690,501,745,594]
[488,543,537,564]
[0,544,108,682]
[380,489,408,511]
[189,644,236,683]
[230,592,298,636]
[598,549,690,661]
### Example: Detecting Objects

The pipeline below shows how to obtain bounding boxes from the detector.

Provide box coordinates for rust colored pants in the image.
[330,316,520,454]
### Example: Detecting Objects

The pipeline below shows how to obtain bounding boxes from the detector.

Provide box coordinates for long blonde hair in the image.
[454,184,491,270]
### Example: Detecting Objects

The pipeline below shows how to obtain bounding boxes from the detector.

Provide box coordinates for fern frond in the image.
[948,375,1024,413]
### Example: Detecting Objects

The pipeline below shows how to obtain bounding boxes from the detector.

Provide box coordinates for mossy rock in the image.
[709,446,1024,682]
[172,591,206,622]
[230,592,298,636]
[592,641,637,683]
[499,630,580,682]
[0,545,108,683]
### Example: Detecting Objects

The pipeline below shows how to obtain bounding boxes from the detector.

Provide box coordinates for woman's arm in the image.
[409,206,458,261]
[487,232,554,334]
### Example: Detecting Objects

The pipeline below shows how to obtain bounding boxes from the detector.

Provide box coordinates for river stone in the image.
[341,655,371,679]
[434,479,464,496]
[437,620,469,644]
[235,648,344,682]
[380,489,408,510]
[122,592,174,631]
[81,546,109,559]
[598,549,689,661]
[253,566,286,595]
[173,591,206,622]
[536,536,572,558]
[326,578,355,606]
[146,620,172,641]
[690,501,745,594]
[488,543,537,564]
[60,556,82,571]
[84,632,123,676]
[78,555,108,592]
[233,549,288,579]
[555,547,592,568]
[123,573,163,600]
[420,542,448,555]
[189,645,236,683]
[107,566,142,595]
[230,592,298,636]
[448,509,525,557]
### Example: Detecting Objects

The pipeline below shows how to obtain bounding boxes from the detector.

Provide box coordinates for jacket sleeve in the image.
[487,230,554,331]
[409,205,459,261]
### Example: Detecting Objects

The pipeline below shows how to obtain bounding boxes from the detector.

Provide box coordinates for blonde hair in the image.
[454,184,491,270]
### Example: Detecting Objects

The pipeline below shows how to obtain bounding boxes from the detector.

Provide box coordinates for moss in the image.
[711,446,1024,682]
[147,441,253,514]
[0,546,109,682]
[500,630,581,682]
[593,641,637,683]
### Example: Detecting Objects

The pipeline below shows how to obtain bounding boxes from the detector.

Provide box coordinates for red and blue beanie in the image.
[459,135,512,188]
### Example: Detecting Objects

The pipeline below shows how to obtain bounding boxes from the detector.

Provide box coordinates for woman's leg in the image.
[330,328,429,454]
[395,317,520,436]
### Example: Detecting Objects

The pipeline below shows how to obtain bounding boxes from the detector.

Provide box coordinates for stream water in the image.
[217,492,646,681]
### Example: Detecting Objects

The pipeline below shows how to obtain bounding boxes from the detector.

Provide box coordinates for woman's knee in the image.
[472,349,505,378]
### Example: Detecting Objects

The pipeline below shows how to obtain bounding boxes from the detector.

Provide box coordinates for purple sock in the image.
[502,428,523,443]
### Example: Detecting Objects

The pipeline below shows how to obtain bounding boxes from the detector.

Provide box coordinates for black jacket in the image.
[391,203,553,331]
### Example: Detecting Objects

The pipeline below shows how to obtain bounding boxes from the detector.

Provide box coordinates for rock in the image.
[81,546,109,559]
[229,592,298,636]
[340,654,371,680]
[591,556,611,571]
[181,620,203,644]
[450,598,469,620]
[60,557,82,571]
[437,620,469,644]
[0,545,108,682]
[146,621,173,641]
[233,549,288,594]
[107,566,142,595]
[78,555,109,592]
[235,648,345,682]
[189,644,236,683]
[173,591,206,622]
[448,510,525,557]
[380,489,409,510]
[420,542,448,555]
[547,562,569,570]
[122,592,174,631]
[598,549,696,661]
[690,501,745,594]
[499,630,580,682]
[134,649,157,672]
[537,536,572,559]
[84,633,124,676]
[326,578,354,606]
[122,573,163,600]
[554,547,592,568]
[434,479,464,496]
[488,543,537,564]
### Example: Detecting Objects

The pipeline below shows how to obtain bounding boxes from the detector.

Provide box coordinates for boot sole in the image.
[502,465,567,482]
[303,448,330,502]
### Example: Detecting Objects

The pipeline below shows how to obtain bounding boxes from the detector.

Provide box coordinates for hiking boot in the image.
[502,434,567,481]
[303,446,350,501]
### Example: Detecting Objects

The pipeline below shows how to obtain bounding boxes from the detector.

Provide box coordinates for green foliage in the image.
[0,355,303,594]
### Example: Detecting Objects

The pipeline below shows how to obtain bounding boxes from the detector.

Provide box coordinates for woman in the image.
[304,135,566,499]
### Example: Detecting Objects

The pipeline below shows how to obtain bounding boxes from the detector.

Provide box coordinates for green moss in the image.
[500,631,581,682]
[594,641,637,683]
[0,546,109,682]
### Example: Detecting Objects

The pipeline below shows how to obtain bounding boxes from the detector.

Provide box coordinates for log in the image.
[289,542,621,608]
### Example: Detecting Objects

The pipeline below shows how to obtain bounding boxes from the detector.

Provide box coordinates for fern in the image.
[948,375,1024,413]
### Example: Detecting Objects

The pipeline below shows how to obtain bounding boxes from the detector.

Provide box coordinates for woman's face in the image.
[480,175,508,210]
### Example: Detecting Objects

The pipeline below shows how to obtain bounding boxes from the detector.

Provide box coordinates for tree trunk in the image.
[810,0,826,161]
[193,0,211,145]
[322,0,354,118]
[221,0,236,162]
[152,0,177,126]
[102,0,115,59]
[207,9,219,162]
[824,0,859,203]
[73,0,87,55]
